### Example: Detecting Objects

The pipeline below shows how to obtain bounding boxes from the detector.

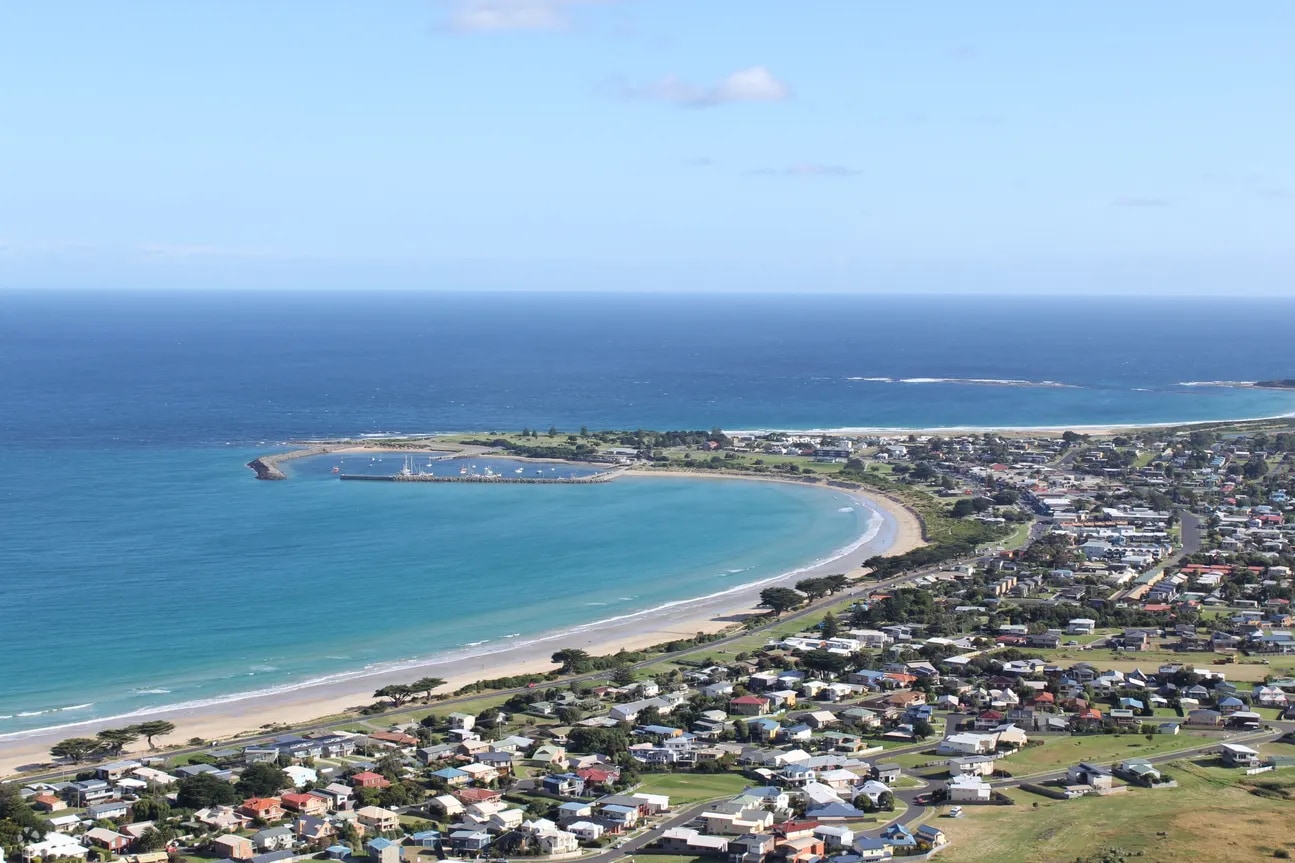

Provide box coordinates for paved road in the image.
[1179,510,1203,555]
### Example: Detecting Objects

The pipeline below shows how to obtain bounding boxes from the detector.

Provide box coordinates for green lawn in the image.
[919,765,1295,863]
[995,731,1219,776]
[634,772,753,804]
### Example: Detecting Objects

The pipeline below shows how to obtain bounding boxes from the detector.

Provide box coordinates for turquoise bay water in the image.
[0,448,867,736]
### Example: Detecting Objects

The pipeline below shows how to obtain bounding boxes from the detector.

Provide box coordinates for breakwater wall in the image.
[339,469,624,484]
[247,446,336,480]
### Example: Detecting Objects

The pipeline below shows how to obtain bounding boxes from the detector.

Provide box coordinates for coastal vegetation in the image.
[49,721,176,763]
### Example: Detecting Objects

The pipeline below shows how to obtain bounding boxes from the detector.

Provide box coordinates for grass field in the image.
[995,731,1221,776]
[635,772,753,804]
[916,764,1295,863]
[1016,645,1295,682]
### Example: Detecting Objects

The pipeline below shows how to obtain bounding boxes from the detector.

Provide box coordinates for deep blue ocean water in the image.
[1,290,1293,736]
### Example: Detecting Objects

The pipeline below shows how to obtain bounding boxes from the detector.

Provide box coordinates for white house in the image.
[947,774,992,802]
[936,733,998,756]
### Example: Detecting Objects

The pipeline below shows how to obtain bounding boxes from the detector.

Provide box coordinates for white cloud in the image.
[625,66,790,108]
[445,0,602,33]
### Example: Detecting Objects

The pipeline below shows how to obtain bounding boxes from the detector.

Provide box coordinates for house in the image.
[659,828,728,857]
[293,815,337,846]
[87,800,132,821]
[65,780,113,806]
[1186,709,1223,726]
[430,767,470,786]
[729,833,775,863]
[316,783,354,811]
[534,829,580,855]
[599,804,640,830]
[85,828,132,853]
[455,787,504,806]
[1066,762,1113,791]
[449,831,491,854]
[529,744,567,766]
[212,835,256,861]
[936,733,998,756]
[196,806,248,832]
[803,710,838,729]
[239,798,284,822]
[251,827,295,852]
[947,774,991,802]
[282,765,318,788]
[447,712,476,731]
[851,836,895,862]
[729,696,771,716]
[879,824,917,850]
[1118,759,1163,785]
[814,824,855,850]
[1220,743,1262,767]
[916,824,947,848]
[366,838,401,863]
[281,792,329,816]
[872,763,902,785]
[356,805,399,832]
[23,833,90,862]
[542,773,585,797]
[948,756,996,777]
[31,794,67,812]
[349,771,391,790]
[565,820,604,842]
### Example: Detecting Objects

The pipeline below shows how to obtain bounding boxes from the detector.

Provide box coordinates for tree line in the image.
[50,720,177,763]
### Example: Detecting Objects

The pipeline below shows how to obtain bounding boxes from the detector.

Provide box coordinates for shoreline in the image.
[0,474,921,777]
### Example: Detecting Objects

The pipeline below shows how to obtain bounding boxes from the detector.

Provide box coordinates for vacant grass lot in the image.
[916,764,1295,863]
[994,731,1221,776]
[635,772,754,804]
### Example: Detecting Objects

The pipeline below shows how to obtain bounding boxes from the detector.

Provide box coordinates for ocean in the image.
[1,290,1293,736]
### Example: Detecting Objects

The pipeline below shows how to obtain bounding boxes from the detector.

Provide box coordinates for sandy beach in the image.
[0,474,921,778]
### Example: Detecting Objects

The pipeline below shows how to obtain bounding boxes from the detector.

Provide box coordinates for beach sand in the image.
[0,475,922,777]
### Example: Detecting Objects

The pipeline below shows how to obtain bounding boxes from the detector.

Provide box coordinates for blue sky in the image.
[1,1,1292,292]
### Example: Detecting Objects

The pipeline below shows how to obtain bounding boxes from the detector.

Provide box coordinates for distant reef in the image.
[1256,379,1295,389]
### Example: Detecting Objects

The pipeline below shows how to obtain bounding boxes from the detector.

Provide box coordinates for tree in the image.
[822,574,849,594]
[50,737,99,763]
[177,772,239,809]
[551,648,591,673]
[0,782,45,857]
[411,677,446,702]
[611,664,637,686]
[548,426,558,438]
[801,649,852,677]
[759,587,803,616]
[95,727,140,756]
[236,763,290,798]
[135,720,177,750]
[912,719,935,740]
[877,790,894,812]
[820,611,840,639]
[373,684,415,707]
[134,826,174,853]
[795,578,829,601]
[132,798,171,822]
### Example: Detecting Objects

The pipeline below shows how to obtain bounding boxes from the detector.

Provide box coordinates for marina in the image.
[338,455,625,483]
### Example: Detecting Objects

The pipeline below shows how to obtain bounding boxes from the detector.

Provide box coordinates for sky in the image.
[1,1,1292,293]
